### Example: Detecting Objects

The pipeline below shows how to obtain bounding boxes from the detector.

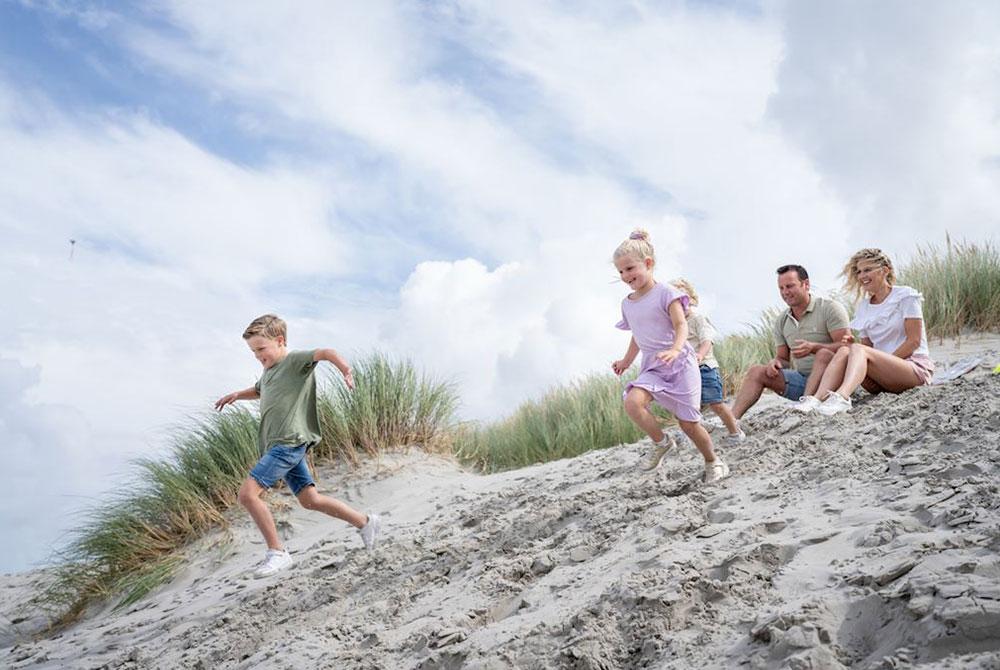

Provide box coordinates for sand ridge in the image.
[3,339,999,669]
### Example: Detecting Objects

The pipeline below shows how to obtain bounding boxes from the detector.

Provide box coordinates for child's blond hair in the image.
[613,229,655,265]
[840,248,896,298]
[669,278,699,307]
[243,314,287,341]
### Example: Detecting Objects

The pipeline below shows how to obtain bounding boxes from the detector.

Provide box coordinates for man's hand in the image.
[764,358,783,379]
[656,349,680,365]
[791,339,815,359]
[612,359,629,376]
[342,369,355,390]
[214,393,238,411]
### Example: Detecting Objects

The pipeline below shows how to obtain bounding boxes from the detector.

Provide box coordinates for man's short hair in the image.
[243,314,287,341]
[776,264,809,281]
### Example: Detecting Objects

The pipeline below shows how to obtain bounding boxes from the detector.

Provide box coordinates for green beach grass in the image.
[899,237,1000,338]
[34,237,999,622]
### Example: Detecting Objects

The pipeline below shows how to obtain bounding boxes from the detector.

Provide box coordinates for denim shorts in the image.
[699,365,724,405]
[781,369,807,400]
[250,444,315,495]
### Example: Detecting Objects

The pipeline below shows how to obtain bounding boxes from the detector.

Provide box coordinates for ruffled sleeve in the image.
[660,284,691,316]
[615,302,630,330]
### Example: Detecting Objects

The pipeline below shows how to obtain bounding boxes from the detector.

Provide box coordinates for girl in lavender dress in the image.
[611,230,730,482]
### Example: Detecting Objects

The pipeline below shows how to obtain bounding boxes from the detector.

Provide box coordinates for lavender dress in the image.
[616,283,702,422]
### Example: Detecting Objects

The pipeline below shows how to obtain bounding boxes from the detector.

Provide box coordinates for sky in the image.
[2,0,999,574]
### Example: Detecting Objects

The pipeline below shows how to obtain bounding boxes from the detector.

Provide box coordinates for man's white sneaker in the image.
[720,430,746,445]
[791,395,822,413]
[254,549,292,577]
[704,460,731,483]
[642,436,676,471]
[358,512,381,550]
[816,392,852,416]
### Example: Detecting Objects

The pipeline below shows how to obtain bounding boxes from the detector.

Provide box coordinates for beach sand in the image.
[3,334,999,669]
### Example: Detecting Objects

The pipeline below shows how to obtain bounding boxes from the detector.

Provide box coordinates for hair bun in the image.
[629,229,649,241]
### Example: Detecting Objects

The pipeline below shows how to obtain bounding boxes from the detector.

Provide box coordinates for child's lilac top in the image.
[616,282,702,421]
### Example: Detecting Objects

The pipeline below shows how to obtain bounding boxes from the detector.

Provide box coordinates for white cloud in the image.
[769,1,1000,252]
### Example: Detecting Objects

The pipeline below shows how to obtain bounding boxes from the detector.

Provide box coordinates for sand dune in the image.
[3,335,999,669]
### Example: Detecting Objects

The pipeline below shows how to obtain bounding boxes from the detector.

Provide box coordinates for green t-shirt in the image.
[254,349,321,453]
[772,296,850,377]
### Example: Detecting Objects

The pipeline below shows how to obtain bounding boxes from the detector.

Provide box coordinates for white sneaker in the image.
[254,549,292,577]
[791,395,822,413]
[816,392,852,416]
[358,512,381,550]
[642,436,676,471]
[704,460,731,483]
[721,430,746,445]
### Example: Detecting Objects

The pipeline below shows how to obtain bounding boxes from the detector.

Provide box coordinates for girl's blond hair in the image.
[613,229,655,265]
[669,278,699,306]
[841,248,896,298]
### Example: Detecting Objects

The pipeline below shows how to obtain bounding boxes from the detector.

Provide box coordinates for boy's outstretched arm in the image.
[314,349,354,389]
[214,386,259,411]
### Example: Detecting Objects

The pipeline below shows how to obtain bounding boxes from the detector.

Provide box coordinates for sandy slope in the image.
[3,335,999,670]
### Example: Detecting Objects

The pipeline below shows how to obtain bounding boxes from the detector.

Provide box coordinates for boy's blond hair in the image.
[243,314,287,341]
[841,248,896,298]
[669,278,699,307]
[613,229,656,265]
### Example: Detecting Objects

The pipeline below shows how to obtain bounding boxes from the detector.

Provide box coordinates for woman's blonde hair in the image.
[841,248,896,297]
[669,277,699,306]
[613,229,655,265]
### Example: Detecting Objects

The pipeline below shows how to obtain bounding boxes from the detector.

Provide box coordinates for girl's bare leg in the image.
[624,388,665,442]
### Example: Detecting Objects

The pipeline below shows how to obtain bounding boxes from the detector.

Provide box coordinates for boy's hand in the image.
[611,359,629,376]
[342,369,355,390]
[656,349,680,365]
[214,393,238,411]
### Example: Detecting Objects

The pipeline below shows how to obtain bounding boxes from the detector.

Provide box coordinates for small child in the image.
[669,278,746,444]
[611,230,730,482]
[215,314,380,577]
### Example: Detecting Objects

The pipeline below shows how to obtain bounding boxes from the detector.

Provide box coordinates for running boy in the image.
[215,314,380,577]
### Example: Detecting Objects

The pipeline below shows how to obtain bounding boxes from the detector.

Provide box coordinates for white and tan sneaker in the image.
[704,460,731,483]
[642,436,676,471]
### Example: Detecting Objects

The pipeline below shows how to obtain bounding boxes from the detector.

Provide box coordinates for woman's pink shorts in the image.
[907,354,935,385]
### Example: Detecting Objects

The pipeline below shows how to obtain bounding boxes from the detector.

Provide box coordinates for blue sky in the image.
[2,0,999,574]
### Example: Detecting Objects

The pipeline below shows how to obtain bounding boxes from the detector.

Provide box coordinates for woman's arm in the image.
[891,319,923,359]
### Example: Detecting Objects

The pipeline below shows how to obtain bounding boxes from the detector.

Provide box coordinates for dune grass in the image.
[899,237,1000,338]
[39,354,458,624]
[713,307,780,396]
[454,373,646,473]
[42,408,260,623]
[316,353,459,464]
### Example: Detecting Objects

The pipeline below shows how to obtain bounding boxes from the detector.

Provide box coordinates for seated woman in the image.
[810,248,934,416]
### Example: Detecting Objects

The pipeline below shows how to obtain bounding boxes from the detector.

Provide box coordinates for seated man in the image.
[731,264,851,419]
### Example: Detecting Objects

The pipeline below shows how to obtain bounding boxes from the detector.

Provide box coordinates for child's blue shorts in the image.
[699,364,724,405]
[250,443,315,495]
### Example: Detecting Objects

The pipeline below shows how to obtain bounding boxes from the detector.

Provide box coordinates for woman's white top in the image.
[850,285,929,357]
